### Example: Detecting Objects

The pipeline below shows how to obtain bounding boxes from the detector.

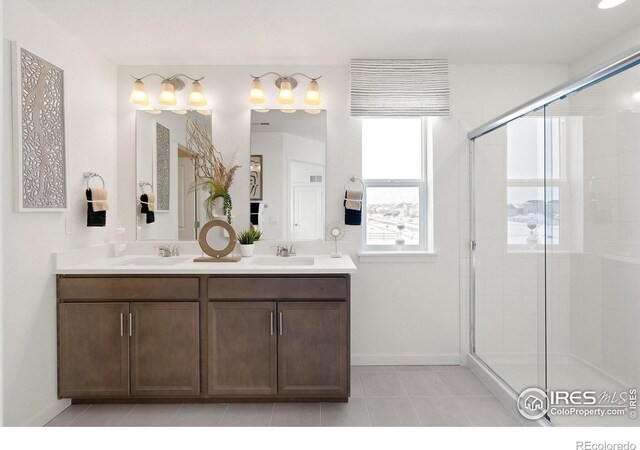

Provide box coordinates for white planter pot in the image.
[240,244,254,257]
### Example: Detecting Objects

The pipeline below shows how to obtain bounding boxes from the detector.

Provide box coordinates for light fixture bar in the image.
[128,73,207,109]
[248,72,322,108]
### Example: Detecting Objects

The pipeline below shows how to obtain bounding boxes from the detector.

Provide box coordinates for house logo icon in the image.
[517,387,549,420]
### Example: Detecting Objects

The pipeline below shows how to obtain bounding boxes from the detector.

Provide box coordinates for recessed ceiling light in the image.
[597,0,627,9]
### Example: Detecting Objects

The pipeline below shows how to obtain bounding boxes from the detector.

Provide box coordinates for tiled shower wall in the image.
[565,66,640,388]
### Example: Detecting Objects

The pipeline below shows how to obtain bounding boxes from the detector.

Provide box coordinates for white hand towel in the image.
[345,189,362,211]
[90,188,109,212]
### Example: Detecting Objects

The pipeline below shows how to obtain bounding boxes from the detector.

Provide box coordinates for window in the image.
[361,118,430,251]
[506,116,565,248]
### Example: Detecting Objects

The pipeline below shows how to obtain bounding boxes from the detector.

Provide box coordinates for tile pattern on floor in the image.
[46,365,522,427]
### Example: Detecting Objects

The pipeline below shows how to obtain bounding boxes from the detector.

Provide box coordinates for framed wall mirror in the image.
[249,110,326,241]
[135,110,212,241]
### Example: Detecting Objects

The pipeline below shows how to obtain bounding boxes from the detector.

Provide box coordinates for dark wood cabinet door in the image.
[277,302,348,396]
[208,302,277,395]
[130,302,200,396]
[58,303,129,398]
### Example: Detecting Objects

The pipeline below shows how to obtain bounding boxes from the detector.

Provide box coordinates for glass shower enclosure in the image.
[469,46,640,426]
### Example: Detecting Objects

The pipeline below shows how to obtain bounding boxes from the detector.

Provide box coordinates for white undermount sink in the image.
[119,257,189,266]
[252,256,315,266]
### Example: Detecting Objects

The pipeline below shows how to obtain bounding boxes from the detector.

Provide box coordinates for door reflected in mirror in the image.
[249,110,326,241]
[135,110,212,241]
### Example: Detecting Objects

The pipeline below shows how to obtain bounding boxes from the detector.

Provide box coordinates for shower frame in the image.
[466,45,640,420]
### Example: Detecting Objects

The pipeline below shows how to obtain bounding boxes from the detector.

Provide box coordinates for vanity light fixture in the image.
[129,73,207,109]
[304,109,322,115]
[170,109,188,115]
[144,109,162,115]
[280,108,297,114]
[253,107,270,113]
[248,72,321,107]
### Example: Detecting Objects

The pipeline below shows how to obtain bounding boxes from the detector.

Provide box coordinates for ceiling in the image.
[27,0,640,65]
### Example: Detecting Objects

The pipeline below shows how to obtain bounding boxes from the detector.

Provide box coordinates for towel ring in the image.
[83,172,105,190]
[346,176,364,191]
[139,181,153,194]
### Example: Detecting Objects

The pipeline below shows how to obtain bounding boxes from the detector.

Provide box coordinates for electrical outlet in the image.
[65,217,73,235]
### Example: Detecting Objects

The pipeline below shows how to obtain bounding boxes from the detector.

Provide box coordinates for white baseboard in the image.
[351,353,462,366]
[24,399,70,427]
[467,353,550,427]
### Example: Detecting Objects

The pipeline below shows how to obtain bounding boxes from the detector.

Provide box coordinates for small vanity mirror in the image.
[135,110,212,241]
[249,110,326,241]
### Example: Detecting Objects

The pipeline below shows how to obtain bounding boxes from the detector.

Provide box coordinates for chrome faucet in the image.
[157,245,172,257]
[171,245,180,256]
[276,245,296,257]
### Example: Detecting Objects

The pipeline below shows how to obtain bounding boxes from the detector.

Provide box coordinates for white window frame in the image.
[506,116,568,251]
[361,118,431,252]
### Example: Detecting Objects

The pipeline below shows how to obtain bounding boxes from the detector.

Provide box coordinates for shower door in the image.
[471,110,547,396]
[471,48,640,426]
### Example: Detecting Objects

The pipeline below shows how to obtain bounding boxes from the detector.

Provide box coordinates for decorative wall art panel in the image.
[156,123,170,211]
[12,43,67,211]
[250,154,263,201]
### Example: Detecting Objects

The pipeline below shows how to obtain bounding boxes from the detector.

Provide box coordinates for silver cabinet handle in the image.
[120,313,124,337]
[279,311,283,336]
[129,313,133,336]
[270,311,274,336]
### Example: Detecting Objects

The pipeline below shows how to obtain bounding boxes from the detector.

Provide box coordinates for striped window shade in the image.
[350,59,449,117]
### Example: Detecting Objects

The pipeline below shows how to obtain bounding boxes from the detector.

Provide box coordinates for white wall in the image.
[569,25,640,76]
[2,0,117,426]
[0,0,4,428]
[118,63,568,366]
[565,29,640,389]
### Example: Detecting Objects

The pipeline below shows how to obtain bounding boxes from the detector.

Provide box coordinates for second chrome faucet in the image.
[276,245,296,257]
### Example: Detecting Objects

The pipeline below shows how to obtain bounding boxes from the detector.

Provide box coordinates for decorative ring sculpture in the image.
[197,219,237,258]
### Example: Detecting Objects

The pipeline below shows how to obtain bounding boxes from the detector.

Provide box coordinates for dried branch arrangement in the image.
[186,119,241,222]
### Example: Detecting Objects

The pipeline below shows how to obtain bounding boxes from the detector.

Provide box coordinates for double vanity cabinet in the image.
[56,273,351,402]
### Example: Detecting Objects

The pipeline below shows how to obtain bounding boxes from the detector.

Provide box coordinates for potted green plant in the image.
[237,229,256,257]
[249,224,262,241]
[187,119,240,223]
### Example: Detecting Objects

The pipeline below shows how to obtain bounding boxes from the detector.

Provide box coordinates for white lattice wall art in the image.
[155,123,170,211]
[12,43,67,211]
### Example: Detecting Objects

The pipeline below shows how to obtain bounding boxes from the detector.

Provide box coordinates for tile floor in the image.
[46,365,522,427]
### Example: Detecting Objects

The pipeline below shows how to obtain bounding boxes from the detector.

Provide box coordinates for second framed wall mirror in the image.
[249,110,327,241]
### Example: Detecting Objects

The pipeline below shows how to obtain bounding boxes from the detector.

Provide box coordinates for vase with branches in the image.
[186,119,240,223]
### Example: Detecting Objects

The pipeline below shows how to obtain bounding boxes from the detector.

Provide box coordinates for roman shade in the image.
[350,59,449,117]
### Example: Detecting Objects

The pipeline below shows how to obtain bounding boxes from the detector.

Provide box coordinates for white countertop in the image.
[55,253,357,275]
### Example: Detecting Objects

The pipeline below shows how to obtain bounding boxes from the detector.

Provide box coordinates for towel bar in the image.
[346,176,364,191]
[83,172,105,190]
[139,181,153,194]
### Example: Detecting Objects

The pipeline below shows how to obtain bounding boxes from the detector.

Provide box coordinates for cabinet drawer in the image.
[208,277,347,300]
[58,277,200,301]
